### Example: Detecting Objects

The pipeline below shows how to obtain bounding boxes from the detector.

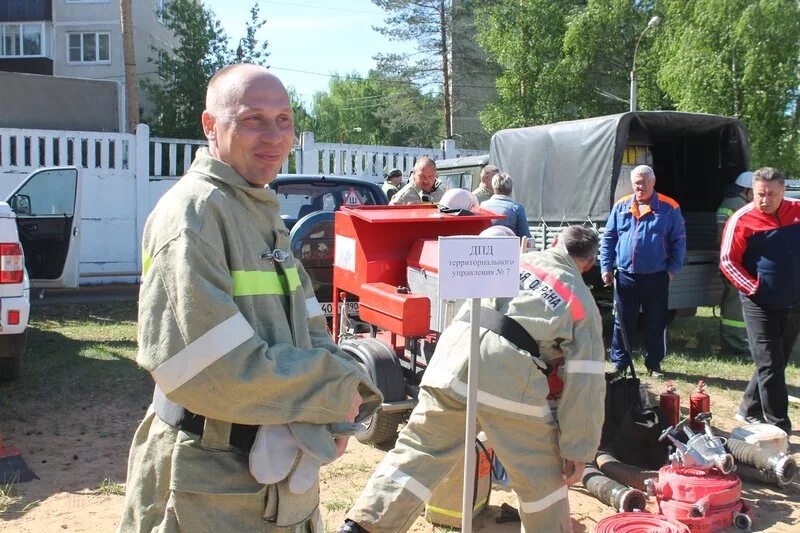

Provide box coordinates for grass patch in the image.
[622,307,800,421]
[319,459,375,483]
[0,301,146,422]
[94,478,125,496]
[323,496,352,512]
[0,482,22,515]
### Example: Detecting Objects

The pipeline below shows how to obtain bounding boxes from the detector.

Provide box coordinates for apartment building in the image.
[0,0,176,112]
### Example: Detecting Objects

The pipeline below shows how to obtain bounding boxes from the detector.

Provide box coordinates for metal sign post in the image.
[438,236,520,533]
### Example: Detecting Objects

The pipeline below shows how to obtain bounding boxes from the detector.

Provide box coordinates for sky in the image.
[203,0,416,106]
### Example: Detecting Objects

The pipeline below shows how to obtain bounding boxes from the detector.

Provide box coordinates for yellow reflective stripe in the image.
[427,496,489,518]
[142,248,153,277]
[721,318,746,328]
[231,268,300,296]
[284,267,301,291]
[717,208,735,218]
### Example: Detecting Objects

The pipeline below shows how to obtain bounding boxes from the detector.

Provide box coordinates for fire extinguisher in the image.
[660,380,681,429]
[690,380,710,432]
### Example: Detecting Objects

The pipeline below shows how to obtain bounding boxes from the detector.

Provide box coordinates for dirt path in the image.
[2,380,798,532]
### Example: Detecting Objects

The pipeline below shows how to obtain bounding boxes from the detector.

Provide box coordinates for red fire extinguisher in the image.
[689,380,710,432]
[660,380,681,429]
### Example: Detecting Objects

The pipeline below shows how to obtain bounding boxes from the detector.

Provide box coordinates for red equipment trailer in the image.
[332,204,501,444]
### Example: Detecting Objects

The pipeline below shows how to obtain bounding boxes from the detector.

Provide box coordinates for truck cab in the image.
[0,167,82,381]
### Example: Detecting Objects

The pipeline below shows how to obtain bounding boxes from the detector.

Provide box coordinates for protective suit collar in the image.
[189,148,281,206]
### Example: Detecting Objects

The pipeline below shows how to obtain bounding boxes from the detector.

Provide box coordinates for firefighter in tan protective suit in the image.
[389,157,443,205]
[716,171,753,355]
[117,64,380,533]
[339,225,606,533]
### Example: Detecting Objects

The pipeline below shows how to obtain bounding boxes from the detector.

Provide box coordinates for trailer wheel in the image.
[0,332,28,383]
[340,337,407,445]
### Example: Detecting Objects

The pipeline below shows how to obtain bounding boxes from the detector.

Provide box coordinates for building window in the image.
[157,0,171,24]
[67,32,111,64]
[0,23,52,58]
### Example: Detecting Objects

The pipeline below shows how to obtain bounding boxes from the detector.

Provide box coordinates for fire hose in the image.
[594,512,690,533]
[726,437,797,486]
[596,452,659,492]
[581,465,647,512]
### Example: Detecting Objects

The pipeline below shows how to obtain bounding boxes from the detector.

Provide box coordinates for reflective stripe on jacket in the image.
[423,247,605,463]
[139,148,365,426]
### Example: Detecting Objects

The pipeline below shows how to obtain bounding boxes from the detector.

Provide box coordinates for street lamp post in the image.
[630,15,661,112]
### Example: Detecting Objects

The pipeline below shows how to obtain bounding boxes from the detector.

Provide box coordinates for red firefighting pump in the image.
[331,204,502,444]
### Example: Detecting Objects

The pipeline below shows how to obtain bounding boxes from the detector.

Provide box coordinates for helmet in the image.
[480,225,516,237]
[735,171,754,189]
[438,188,478,215]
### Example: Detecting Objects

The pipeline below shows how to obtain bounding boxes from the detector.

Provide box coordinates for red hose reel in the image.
[595,512,690,532]
[655,466,752,532]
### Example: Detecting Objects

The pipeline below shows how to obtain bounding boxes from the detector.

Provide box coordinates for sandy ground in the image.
[1,384,798,533]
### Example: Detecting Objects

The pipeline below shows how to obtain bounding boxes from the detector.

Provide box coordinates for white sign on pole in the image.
[437,235,520,533]
[438,236,520,300]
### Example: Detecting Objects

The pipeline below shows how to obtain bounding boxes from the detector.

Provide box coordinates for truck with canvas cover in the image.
[490,111,750,314]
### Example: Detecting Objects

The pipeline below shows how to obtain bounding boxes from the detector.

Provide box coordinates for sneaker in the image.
[734,412,763,425]
[646,367,664,379]
[338,520,365,533]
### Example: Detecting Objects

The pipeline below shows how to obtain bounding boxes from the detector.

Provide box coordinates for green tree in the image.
[143,1,271,139]
[654,0,800,173]
[474,0,584,131]
[372,0,455,136]
[311,71,443,147]
[288,87,315,135]
[142,0,229,138]
[475,0,799,174]
[236,2,270,65]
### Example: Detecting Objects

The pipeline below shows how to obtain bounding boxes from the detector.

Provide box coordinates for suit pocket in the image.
[169,439,269,532]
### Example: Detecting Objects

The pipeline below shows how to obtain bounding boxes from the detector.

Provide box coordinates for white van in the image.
[0,168,82,382]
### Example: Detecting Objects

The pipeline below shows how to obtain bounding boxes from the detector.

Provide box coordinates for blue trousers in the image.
[611,270,670,371]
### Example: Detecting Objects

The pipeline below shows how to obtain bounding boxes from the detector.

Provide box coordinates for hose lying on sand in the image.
[596,452,660,492]
[725,438,797,487]
[581,465,648,512]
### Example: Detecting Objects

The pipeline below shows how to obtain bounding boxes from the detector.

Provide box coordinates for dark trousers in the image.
[740,297,800,432]
[610,270,670,371]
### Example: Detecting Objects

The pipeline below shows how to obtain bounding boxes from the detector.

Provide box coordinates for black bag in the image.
[605,406,671,469]
[600,365,642,449]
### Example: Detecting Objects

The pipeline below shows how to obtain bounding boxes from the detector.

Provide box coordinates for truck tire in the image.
[340,337,407,445]
[0,332,28,383]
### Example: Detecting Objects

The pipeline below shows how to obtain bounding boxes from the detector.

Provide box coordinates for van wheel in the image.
[340,337,407,446]
[0,333,28,383]
[356,410,405,446]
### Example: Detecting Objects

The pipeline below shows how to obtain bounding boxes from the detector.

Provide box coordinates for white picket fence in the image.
[0,125,483,284]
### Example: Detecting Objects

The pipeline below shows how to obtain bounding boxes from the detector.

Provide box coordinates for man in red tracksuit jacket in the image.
[720,167,800,432]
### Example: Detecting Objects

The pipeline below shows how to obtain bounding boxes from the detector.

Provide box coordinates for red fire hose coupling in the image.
[655,465,752,532]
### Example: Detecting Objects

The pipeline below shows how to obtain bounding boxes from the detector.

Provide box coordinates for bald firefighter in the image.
[389,157,443,205]
[716,171,754,355]
[339,225,606,533]
[117,64,380,532]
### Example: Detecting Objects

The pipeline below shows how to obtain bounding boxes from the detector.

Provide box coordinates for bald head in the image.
[412,156,437,192]
[206,63,288,118]
[201,63,295,186]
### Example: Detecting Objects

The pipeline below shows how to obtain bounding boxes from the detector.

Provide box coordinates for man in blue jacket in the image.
[600,165,686,377]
